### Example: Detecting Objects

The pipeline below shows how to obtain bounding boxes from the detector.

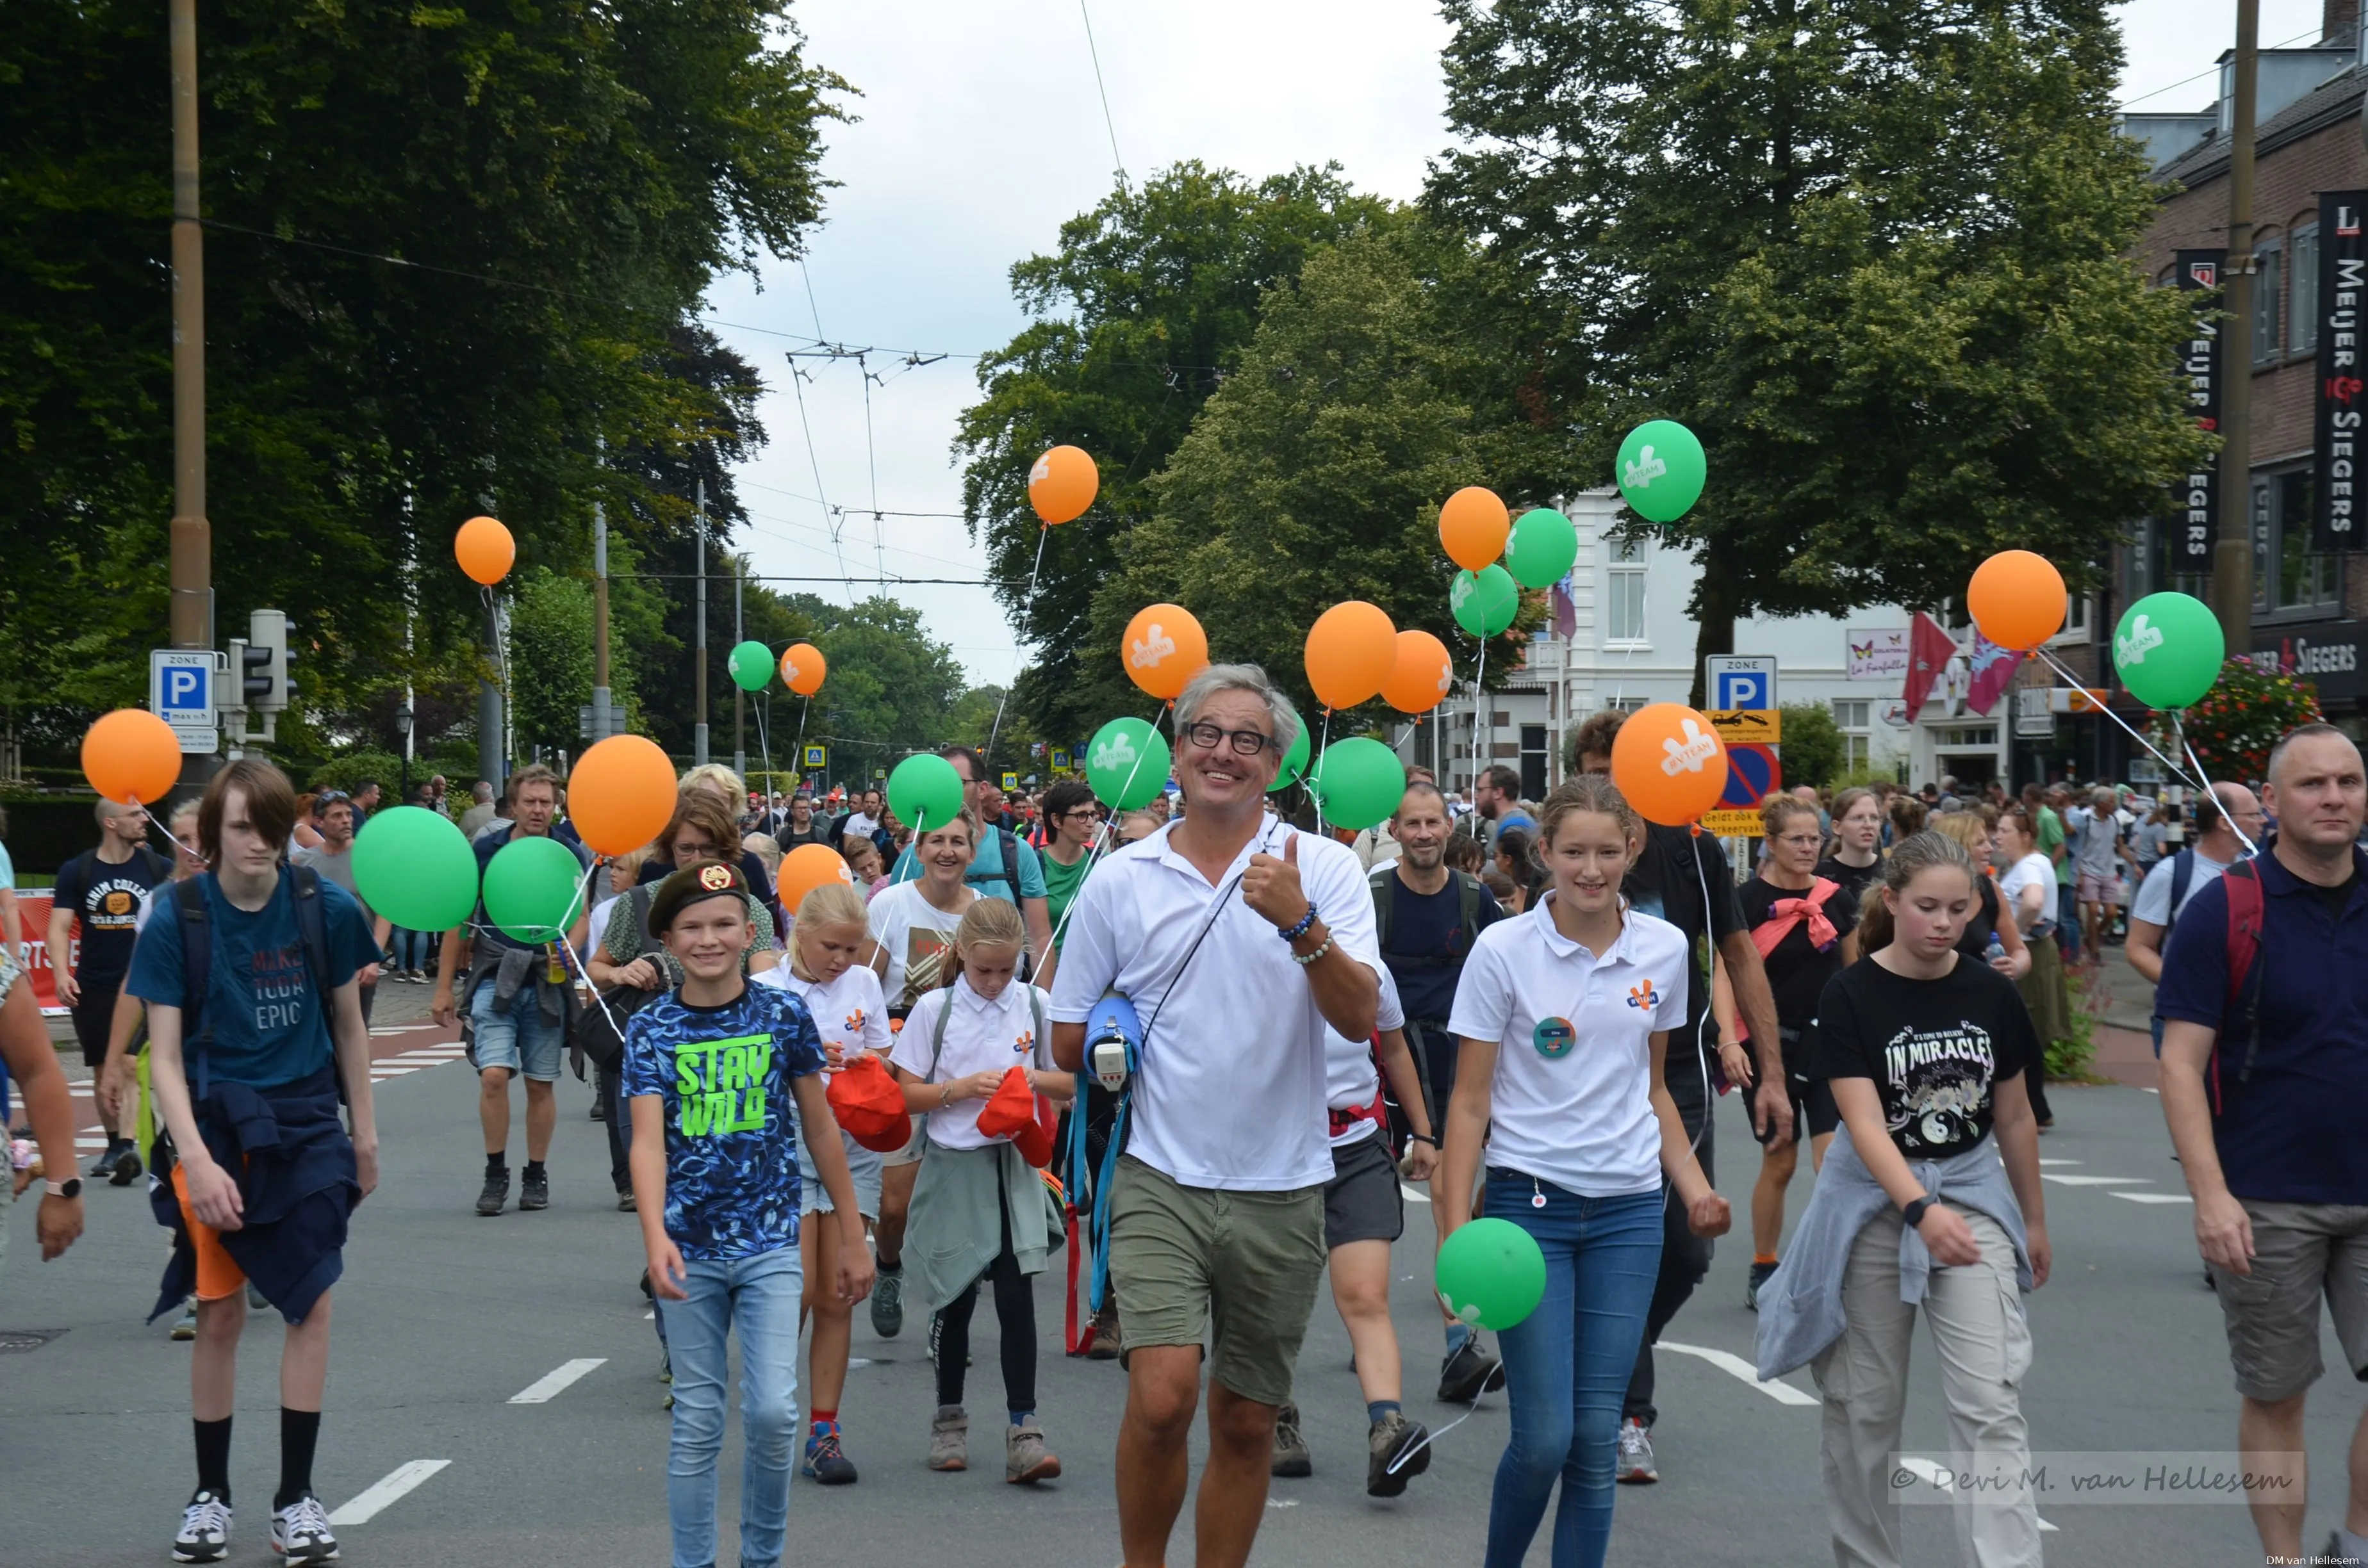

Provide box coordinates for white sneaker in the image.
[172,1490,233,1563]
[1615,1418,1658,1483]
[271,1492,340,1562]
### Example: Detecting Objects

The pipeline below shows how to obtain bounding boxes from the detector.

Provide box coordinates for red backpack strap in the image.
[2211,861,2269,1116]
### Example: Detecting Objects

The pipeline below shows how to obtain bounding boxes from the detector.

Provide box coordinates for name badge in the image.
[1533,1017,1576,1059]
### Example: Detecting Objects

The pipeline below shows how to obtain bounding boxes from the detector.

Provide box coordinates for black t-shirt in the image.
[1816,855,1884,908]
[1811,956,2037,1159]
[1951,879,2007,962]
[1739,876,1859,1041]
[1623,824,1744,1067]
[52,845,172,986]
[1380,869,1506,1023]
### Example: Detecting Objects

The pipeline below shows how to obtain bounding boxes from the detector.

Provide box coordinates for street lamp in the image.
[395,699,415,800]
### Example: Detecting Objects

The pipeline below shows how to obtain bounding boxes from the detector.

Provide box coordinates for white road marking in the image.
[848,1356,874,1369]
[75,1136,111,1150]
[1894,1458,2057,1531]
[2040,1175,2149,1187]
[509,1357,607,1404]
[1658,1342,1818,1406]
[1401,1184,1431,1204]
[1265,1498,1299,1509]
[2109,1191,2195,1205]
[67,1085,94,1097]
[327,1458,450,1526]
[2036,1159,2082,1167]
[2141,1086,2160,1094]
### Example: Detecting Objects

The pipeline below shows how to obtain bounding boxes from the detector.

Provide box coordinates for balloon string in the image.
[755,691,775,800]
[2183,729,2261,858]
[2027,644,2208,796]
[985,523,1052,779]
[1041,703,1168,963]
[1470,641,1487,799]
[1313,708,1333,832]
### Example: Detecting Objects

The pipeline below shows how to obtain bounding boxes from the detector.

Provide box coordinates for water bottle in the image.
[1985,931,2007,968]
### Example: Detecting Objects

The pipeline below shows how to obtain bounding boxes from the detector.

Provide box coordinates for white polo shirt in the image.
[890,976,1051,1150]
[1049,817,1383,1191]
[1445,895,1690,1198]
[754,963,891,1075]
[1326,969,1407,1148]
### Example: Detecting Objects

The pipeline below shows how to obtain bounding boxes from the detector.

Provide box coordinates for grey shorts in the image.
[1107,1155,1327,1408]
[797,1122,885,1221]
[1324,1131,1404,1250]
[2214,1200,2368,1401]
[881,1114,926,1168]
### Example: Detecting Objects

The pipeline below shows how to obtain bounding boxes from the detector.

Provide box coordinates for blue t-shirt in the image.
[126,874,380,1088]
[621,982,826,1260]
[2155,846,2368,1205]
[892,827,1049,904]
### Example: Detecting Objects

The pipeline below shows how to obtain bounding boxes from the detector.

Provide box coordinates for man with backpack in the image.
[2157,723,2368,1565]
[2127,783,2265,1015]
[1370,779,1508,1401]
[126,759,382,1565]
[891,746,1053,974]
[49,797,174,1182]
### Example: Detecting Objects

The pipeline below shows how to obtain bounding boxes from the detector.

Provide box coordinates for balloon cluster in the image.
[1439,487,1577,639]
[1964,548,2225,714]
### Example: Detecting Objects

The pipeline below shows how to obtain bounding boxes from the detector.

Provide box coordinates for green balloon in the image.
[1451,564,1520,638]
[727,640,774,692]
[2114,591,2225,710]
[1267,721,1311,794]
[1506,507,1578,589]
[1305,737,1406,831]
[481,834,588,945]
[1086,717,1171,810]
[1436,1216,1548,1332]
[351,806,479,934]
[1616,419,1706,524]
[888,753,966,833]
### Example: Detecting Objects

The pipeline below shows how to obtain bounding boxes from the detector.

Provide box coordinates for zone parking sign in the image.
[1706,655,1777,713]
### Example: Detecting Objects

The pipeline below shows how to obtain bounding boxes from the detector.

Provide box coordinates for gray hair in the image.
[1174,662,1303,758]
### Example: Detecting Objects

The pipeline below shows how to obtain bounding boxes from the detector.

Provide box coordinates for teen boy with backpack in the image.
[127,759,382,1565]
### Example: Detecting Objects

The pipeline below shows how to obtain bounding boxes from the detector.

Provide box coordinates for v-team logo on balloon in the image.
[1091,733,1138,772]
[1623,445,1668,490]
[1659,717,1719,776]
[1129,624,1177,670]
[2115,613,2164,667]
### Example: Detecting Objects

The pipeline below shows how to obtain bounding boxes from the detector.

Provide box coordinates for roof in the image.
[2156,63,2368,190]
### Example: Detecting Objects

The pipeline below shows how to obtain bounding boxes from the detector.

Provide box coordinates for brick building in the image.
[2133,2,2368,731]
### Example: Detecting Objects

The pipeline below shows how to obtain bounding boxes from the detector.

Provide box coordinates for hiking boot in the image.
[270,1492,339,1564]
[518,1168,549,1211]
[110,1144,143,1186]
[1007,1419,1061,1483]
[1747,1259,1779,1311]
[928,1406,969,1472]
[1086,1301,1122,1361]
[171,1489,232,1564]
[1438,1336,1504,1403]
[802,1421,858,1485]
[1367,1410,1431,1498]
[89,1143,124,1179]
[871,1264,904,1337]
[1270,1401,1311,1478]
[476,1169,509,1216]
[1616,1418,1658,1484]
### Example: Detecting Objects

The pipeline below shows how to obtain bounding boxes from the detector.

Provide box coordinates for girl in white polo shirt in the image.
[889,898,1074,1485]
[1438,774,1730,1568]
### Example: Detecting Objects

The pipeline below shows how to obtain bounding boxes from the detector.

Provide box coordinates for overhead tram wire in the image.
[2116,22,2330,109]
[1078,0,1129,189]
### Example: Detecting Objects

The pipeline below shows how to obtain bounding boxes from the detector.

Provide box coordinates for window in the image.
[1934,725,1998,749]
[1606,537,1648,644]
[2061,593,2090,639]
[1832,699,1871,774]
[2253,469,2342,615]
[2254,241,2283,363]
[2137,516,2210,600]
[1520,724,1549,799]
[2292,224,2320,354]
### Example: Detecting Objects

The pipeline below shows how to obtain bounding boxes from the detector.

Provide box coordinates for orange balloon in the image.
[1304,601,1398,710]
[456,514,515,586]
[1608,702,1729,827]
[1438,487,1511,572]
[568,733,678,857]
[81,709,181,806]
[778,842,857,914]
[1966,550,2066,651]
[1029,445,1099,525]
[781,642,828,697]
[1381,630,1454,715]
[1120,603,1210,701]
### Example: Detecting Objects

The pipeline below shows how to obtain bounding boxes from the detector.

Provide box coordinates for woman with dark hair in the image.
[1495,826,1540,915]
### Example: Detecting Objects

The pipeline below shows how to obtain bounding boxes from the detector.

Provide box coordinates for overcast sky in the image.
[707,0,2333,685]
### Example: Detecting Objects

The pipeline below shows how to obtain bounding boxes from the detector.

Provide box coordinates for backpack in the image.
[1369,865,1487,972]
[2164,848,2201,937]
[570,884,663,1069]
[2204,859,2268,1117]
[172,867,338,1102]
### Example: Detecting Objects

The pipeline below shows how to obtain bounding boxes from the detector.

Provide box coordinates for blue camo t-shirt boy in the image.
[126,874,379,1088]
[622,983,827,1260]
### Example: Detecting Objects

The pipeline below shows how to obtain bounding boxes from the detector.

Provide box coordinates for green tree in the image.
[956,163,1393,743]
[1776,703,1847,792]
[765,595,967,773]
[1102,216,1558,731]
[507,569,596,756]
[1429,0,2206,706]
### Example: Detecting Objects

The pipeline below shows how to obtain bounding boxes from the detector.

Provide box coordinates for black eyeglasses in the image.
[1181,721,1275,756]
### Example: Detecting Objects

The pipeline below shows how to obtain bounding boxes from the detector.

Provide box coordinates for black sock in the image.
[486,1151,507,1177]
[194,1416,233,1501]
[523,1159,546,1180]
[275,1408,320,1510]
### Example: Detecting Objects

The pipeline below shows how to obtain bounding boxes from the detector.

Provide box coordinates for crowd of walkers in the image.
[5,689,2367,1568]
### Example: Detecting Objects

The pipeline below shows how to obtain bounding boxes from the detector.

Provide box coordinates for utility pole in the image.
[695,480,710,766]
[168,0,212,788]
[2212,0,2260,651]
[733,554,746,780]
[591,486,612,741]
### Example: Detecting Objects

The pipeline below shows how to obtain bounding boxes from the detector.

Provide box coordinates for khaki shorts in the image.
[882,1115,926,1168]
[1106,1155,1326,1408]
[2214,1200,2368,1401]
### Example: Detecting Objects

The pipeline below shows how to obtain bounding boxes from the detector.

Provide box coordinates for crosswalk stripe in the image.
[1657,1341,1818,1406]
[508,1357,607,1404]
[2109,1191,2194,1205]
[326,1458,450,1526]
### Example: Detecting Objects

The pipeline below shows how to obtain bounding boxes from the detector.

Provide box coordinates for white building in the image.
[1408,491,2071,799]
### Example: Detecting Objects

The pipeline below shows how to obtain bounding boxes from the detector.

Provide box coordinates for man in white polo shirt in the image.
[1053,663,1381,1568]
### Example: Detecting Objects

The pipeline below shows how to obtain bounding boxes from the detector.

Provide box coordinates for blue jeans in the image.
[2055,881,2082,962]
[1482,1173,1665,1568]
[664,1246,802,1568]
[468,978,565,1081]
[389,927,431,970]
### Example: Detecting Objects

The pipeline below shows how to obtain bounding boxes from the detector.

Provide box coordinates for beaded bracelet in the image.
[1278,904,1319,942]
[1290,935,1334,967]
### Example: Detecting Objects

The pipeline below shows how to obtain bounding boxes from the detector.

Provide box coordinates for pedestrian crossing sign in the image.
[802,744,826,771]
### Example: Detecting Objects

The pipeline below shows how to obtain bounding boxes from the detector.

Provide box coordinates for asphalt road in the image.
[5,995,2358,1566]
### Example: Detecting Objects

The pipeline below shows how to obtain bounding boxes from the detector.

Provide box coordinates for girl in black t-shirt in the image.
[1815,786,1885,906]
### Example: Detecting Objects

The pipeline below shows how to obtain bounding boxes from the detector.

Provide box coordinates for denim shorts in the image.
[469,981,565,1082]
[796,1122,885,1220]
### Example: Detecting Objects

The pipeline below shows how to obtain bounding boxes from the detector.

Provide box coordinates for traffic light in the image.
[247,608,295,713]
[231,637,272,705]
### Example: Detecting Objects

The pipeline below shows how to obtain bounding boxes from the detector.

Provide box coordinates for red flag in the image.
[1904,611,1956,721]
[1966,632,2018,717]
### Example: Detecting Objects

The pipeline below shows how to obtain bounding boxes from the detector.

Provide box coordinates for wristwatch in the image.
[1901,1195,1933,1228]
[44,1177,83,1200]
